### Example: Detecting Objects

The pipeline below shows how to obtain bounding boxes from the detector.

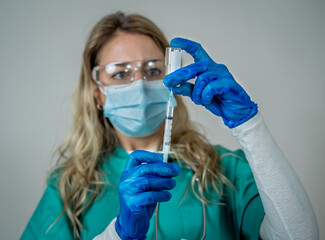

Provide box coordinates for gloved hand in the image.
[164,38,258,128]
[115,150,181,240]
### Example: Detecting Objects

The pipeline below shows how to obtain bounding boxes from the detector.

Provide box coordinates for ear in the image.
[92,81,105,106]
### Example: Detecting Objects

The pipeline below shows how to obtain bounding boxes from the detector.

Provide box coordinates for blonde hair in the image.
[50,12,230,239]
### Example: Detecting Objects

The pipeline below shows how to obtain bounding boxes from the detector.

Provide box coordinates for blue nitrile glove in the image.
[115,150,181,240]
[164,38,258,128]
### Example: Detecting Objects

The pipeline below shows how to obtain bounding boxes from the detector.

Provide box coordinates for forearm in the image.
[232,113,319,240]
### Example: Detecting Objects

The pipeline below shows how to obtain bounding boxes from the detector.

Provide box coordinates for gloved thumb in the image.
[171,37,213,63]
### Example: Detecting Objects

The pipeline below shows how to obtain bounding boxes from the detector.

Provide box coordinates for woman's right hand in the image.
[115,150,181,240]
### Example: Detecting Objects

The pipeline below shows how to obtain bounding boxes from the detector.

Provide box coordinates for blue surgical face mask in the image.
[102,80,177,137]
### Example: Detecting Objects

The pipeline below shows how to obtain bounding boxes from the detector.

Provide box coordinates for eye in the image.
[146,68,162,77]
[111,71,130,80]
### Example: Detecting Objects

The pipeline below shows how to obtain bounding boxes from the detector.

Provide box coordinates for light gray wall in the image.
[1,0,324,239]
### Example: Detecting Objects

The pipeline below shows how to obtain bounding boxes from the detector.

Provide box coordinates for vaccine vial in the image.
[165,47,182,75]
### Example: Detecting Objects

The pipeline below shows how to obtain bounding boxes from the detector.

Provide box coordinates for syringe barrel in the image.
[162,47,181,163]
[166,95,175,116]
[162,116,172,162]
[163,118,172,149]
[165,47,182,75]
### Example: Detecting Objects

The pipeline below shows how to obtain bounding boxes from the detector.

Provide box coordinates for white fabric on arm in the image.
[232,113,319,240]
[93,218,121,240]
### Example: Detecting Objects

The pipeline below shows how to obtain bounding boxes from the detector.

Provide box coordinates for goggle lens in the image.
[92,58,165,86]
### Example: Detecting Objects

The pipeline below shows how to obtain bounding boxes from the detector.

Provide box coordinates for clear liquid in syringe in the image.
[162,92,175,162]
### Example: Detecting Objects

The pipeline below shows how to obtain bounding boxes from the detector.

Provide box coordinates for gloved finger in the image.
[164,61,208,88]
[129,162,181,178]
[213,63,231,78]
[136,191,172,207]
[196,64,235,105]
[125,150,163,170]
[171,37,213,63]
[201,77,237,105]
[171,82,194,98]
[204,82,255,120]
[204,102,223,118]
[130,176,176,193]
[192,70,219,105]
[204,99,252,128]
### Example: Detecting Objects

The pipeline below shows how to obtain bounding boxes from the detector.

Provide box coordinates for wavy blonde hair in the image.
[50,12,230,239]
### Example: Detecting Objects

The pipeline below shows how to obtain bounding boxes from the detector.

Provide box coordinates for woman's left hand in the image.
[164,38,258,128]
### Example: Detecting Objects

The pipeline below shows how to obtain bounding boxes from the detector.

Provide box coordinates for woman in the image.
[21,12,318,240]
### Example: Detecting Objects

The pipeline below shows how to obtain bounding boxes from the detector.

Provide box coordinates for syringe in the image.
[162,47,182,163]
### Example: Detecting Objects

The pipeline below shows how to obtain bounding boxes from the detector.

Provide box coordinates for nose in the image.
[133,70,145,81]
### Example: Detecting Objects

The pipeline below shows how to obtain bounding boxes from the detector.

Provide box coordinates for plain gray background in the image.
[1,0,324,239]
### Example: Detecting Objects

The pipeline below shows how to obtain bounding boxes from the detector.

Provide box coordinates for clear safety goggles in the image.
[92,58,165,86]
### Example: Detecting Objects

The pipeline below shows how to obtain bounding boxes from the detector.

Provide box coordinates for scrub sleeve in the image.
[21,149,128,240]
[20,181,74,239]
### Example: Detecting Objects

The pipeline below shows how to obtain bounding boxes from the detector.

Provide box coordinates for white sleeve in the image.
[93,218,121,240]
[231,113,319,240]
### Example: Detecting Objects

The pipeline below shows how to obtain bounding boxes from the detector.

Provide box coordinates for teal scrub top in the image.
[21,146,265,240]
